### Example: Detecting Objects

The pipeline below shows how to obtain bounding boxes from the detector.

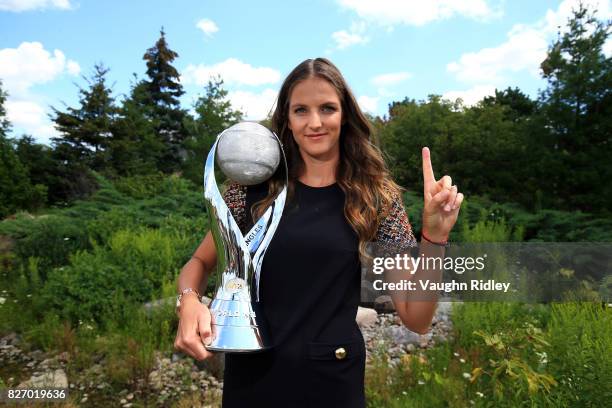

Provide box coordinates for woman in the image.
[174,58,463,407]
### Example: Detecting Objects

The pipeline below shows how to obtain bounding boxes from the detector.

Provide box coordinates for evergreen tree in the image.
[539,2,611,212]
[182,77,243,184]
[0,84,46,216]
[110,77,163,176]
[51,63,117,171]
[0,80,10,137]
[14,135,56,200]
[142,28,187,173]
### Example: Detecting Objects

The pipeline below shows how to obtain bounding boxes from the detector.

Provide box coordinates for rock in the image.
[40,357,57,368]
[435,301,454,317]
[419,332,433,348]
[149,370,163,390]
[373,295,395,313]
[356,306,378,328]
[18,369,68,389]
[127,393,134,400]
[4,333,20,345]
[384,326,421,346]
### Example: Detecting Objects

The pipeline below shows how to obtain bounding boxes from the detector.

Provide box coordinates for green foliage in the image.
[0,136,47,218]
[1,215,90,272]
[0,80,10,137]
[113,172,194,199]
[182,77,243,185]
[545,302,612,406]
[100,303,175,387]
[141,28,188,173]
[51,63,118,172]
[40,227,186,325]
[109,78,163,176]
[471,324,557,402]
[539,3,612,212]
[452,303,549,350]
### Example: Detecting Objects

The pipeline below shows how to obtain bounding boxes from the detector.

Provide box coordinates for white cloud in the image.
[0,0,71,12]
[357,95,379,113]
[66,60,81,76]
[442,84,496,106]
[541,0,611,36]
[604,38,612,57]
[337,0,501,27]
[332,30,368,50]
[5,100,59,143]
[371,71,412,87]
[0,42,80,97]
[0,42,78,143]
[447,25,548,83]
[196,18,219,37]
[182,58,281,87]
[446,0,612,84]
[331,21,369,50]
[227,88,278,120]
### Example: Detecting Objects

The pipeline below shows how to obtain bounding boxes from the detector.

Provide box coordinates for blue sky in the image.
[1,0,611,144]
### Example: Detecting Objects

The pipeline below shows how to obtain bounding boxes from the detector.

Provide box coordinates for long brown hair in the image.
[254,58,401,256]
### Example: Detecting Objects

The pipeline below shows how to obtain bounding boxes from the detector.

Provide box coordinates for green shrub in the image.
[545,302,612,407]
[86,206,146,246]
[452,303,549,350]
[470,323,557,403]
[114,173,195,200]
[0,215,90,272]
[40,227,187,326]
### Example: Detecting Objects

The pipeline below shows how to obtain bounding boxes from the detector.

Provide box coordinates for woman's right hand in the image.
[174,294,215,360]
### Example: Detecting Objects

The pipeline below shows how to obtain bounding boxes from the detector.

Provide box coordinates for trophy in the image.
[203,121,287,352]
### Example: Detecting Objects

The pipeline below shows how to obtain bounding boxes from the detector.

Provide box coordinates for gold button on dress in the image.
[335,347,347,360]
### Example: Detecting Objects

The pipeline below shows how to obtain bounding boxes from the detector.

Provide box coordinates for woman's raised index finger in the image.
[422,147,436,185]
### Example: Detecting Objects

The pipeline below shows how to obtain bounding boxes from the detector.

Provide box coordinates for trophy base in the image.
[206,299,271,353]
[205,324,269,353]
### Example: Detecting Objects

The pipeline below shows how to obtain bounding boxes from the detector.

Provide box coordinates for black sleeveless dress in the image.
[220,181,416,408]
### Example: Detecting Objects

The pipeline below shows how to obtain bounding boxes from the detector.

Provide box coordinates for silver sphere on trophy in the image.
[203,121,287,352]
[216,122,281,185]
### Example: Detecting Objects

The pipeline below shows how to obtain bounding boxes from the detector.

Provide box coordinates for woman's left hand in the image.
[421,147,464,242]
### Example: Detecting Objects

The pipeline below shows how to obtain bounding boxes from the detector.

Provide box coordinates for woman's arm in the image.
[177,231,217,296]
[393,239,445,334]
[393,147,463,334]
[174,231,218,360]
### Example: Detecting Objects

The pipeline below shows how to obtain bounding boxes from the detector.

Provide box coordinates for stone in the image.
[374,295,395,313]
[356,306,378,328]
[18,369,68,389]
[384,326,421,346]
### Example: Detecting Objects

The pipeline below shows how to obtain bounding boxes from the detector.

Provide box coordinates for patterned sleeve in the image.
[222,182,248,232]
[375,190,418,250]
